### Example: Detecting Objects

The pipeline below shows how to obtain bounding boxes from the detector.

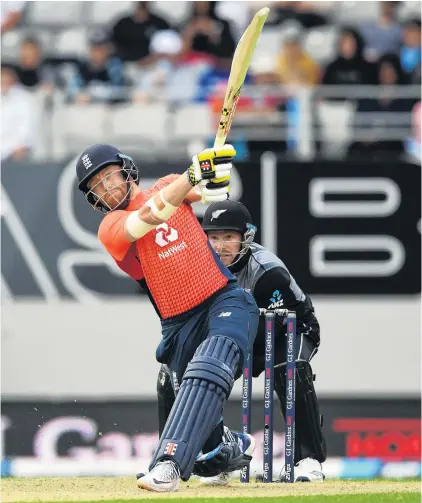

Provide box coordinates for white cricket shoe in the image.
[279,457,325,482]
[200,471,231,486]
[136,460,181,493]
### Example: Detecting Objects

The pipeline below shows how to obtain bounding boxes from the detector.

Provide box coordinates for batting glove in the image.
[186,145,236,187]
[199,179,230,204]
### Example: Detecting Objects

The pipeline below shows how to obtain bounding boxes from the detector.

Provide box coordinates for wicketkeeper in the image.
[156,200,327,484]
[76,144,259,493]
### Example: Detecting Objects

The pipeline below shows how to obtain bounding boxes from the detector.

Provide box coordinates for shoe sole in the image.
[276,472,325,483]
[296,474,325,483]
[200,477,230,486]
[137,480,155,492]
[137,480,180,493]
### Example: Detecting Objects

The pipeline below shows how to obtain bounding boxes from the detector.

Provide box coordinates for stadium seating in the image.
[89,1,133,25]
[109,103,169,151]
[2,29,27,59]
[172,104,214,141]
[52,104,109,157]
[1,1,420,162]
[25,1,88,27]
[304,27,339,65]
[55,29,88,58]
[152,1,190,25]
[334,1,379,24]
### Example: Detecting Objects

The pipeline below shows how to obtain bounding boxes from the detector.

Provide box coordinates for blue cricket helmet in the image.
[76,144,139,213]
[76,144,139,193]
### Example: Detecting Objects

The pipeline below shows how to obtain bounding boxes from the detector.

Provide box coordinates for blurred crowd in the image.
[1,0,421,162]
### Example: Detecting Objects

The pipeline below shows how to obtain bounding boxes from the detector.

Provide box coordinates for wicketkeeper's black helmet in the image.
[202,200,257,266]
[202,200,254,234]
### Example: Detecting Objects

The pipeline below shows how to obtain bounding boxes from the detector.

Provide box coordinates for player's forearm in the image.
[124,174,194,241]
[125,142,234,240]
[139,174,193,223]
[160,173,196,206]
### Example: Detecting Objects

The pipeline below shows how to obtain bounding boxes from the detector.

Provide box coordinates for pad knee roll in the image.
[184,335,240,396]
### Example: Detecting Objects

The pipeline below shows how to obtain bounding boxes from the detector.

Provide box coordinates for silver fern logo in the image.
[211,209,227,221]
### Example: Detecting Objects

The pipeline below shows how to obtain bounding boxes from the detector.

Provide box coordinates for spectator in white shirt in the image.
[1,64,37,161]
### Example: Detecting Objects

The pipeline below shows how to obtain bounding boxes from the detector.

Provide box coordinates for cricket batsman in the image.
[76,144,259,492]
[156,200,327,483]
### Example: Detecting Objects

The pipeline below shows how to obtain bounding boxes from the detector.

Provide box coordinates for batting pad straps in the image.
[146,190,178,221]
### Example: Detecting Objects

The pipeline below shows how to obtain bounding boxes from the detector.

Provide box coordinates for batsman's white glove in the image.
[186,145,235,204]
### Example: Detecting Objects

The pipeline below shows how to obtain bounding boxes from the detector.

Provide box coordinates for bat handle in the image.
[213,135,226,149]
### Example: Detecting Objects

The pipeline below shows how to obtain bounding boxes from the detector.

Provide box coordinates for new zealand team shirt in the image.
[98,175,235,319]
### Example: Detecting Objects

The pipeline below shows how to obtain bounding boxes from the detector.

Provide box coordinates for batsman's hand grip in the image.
[189,146,236,184]
[200,161,216,180]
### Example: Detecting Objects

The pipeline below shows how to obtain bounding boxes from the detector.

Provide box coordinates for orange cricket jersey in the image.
[98,175,235,319]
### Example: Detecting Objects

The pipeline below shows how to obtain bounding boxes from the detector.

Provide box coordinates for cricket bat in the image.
[214,7,270,149]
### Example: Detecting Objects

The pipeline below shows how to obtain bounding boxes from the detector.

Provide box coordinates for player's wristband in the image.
[186,166,198,187]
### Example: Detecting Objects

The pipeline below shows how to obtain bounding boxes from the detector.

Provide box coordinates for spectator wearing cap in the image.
[111,2,170,63]
[181,1,236,61]
[132,30,183,103]
[400,19,421,76]
[359,1,402,61]
[1,64,37,161]
[67,31,126,104]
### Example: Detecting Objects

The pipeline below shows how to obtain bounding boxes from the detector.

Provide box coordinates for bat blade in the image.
[214,7,269,148]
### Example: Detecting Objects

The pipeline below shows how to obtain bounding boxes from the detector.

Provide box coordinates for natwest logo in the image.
[333,418,421,461]
[155,223,178,247]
